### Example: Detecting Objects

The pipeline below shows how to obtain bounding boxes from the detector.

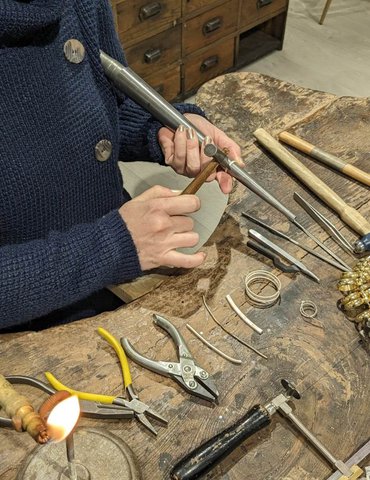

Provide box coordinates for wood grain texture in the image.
[1,73,370,480]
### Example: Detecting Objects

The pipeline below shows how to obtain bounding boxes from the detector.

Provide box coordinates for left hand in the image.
[158,113,243,194]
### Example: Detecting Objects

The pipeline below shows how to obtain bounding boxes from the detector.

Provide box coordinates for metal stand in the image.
[17,427,142,480]
[319,0,333,24]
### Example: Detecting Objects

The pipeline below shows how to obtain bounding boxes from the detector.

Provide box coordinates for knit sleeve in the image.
[0,210,142,329]
[96,0,207,164]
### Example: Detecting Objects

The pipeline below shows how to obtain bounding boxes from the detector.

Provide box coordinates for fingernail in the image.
[186,127,195,140]
[203,136,213,145]
[178,125,185,132]
[171,189,182,193]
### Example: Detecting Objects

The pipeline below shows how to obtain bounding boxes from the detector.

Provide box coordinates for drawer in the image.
[116,0,181,45]
[145,65,181,101]
[182,0,221,16]
[125,25,181,77]
[183,0,238,56]
[184,37,235,94]
[240,0,288,28]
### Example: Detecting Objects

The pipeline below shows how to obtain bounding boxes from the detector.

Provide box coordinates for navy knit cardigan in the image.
[0,0,204,329]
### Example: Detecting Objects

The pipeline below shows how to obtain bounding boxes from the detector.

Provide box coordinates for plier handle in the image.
[121,314,219,403]
[46,327,167,435]
[0,375,134,429]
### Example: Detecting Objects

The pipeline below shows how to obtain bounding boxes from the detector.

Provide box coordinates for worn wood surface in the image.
[1,73,370,480]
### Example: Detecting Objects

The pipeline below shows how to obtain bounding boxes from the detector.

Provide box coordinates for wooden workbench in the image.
[1,73,369,480]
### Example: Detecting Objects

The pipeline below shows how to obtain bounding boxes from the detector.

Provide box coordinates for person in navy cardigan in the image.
[0,0,241,330]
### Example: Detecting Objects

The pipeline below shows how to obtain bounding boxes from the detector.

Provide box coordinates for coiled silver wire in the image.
[244,270,281,308]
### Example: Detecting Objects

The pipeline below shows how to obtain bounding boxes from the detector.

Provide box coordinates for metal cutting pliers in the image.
[45,327,168,435]
[0,375,134,429]
[121,314,219,403]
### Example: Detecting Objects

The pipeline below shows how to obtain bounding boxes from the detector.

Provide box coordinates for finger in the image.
[157,194,201,216]
[169,231,200,250]
[134,185,178,202]
[172,125,187,174]
[170,216,195,233]
[216,170,233,194]
[184,127,201,177]
[158,127,175,159]
[163,250,206,269]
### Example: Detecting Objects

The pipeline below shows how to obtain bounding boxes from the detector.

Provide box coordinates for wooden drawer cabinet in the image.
[184,38,235,92]
[145,65,182,100]
[125,24,181,78]
[110,0,289,100]
[116,0,181,46]
[183,0,238,56]
[182,0,223,16]
[240,0,288,28]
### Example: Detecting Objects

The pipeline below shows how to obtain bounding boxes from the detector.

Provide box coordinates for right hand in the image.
[119,186,206,271]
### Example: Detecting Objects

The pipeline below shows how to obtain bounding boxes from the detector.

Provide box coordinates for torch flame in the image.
[46,395,80,442]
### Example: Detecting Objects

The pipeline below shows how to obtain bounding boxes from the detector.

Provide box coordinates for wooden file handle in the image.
[254,128,370,236]
[181,159,219,195]
[171,405,271,480]
[279,131,370,188]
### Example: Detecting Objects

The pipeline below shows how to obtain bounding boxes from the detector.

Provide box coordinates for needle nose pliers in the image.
[0,375,134,429]
[45,327,168,435]
[121,314,219,403]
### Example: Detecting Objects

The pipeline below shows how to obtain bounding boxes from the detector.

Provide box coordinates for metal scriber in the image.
[248,229,320,283]
[243,212,350,272]
[294,191,355,258]
[121,314,219,403]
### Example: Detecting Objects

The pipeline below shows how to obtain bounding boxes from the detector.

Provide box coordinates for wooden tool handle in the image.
[279,131,315,155]
[254,128,370,236]
[279,131,370,188]
[342,163,370,188]
[181,160,219,195]
[171,405,271,480]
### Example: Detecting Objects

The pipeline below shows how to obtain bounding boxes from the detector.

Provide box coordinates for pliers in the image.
[0,375,134,429]
[46,327,168,435]
[121,314,219,403]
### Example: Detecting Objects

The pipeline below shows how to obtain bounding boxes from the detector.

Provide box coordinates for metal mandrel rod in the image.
[99,51,305,221]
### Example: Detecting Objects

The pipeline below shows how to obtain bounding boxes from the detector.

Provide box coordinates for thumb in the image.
[135,185,180,201]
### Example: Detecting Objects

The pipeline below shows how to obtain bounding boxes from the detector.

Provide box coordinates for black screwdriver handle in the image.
[171,405,271,480]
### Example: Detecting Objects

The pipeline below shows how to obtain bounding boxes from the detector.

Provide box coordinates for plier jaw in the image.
[121,314,219,403]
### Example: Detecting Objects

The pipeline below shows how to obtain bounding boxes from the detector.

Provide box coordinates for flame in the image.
[46,395,80,442]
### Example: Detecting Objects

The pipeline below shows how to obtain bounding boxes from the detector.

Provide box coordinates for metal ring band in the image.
[300,300,318,318]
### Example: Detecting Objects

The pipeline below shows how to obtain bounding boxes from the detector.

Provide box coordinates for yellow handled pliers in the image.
[45,327,168,435]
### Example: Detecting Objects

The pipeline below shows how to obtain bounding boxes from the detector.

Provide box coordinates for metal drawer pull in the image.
[202,17,222,35]
[144,48,162,63]
[200,55,219,72]
[139,2,162,21]
[257,0,273,7]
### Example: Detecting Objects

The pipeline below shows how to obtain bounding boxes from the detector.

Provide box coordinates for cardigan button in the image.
[95,139,112,162]
[63,39,85,64]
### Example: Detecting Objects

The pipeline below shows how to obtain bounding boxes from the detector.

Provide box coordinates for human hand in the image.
[158,113,243,194]
[119,186,205,271]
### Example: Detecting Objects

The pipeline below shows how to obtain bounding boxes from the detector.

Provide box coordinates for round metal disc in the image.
[17,427,142,480]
